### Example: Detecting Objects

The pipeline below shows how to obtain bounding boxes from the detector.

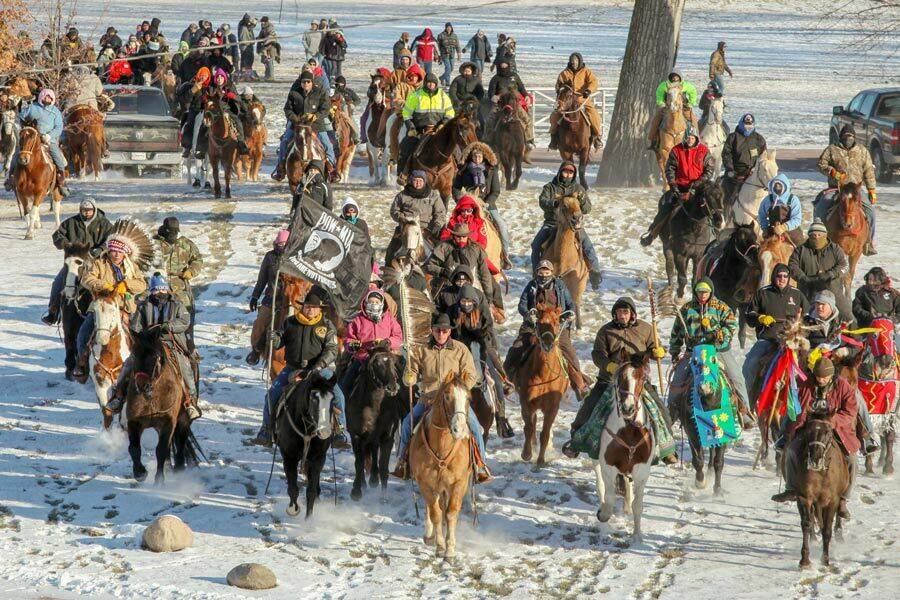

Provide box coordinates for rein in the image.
[418,387,468,471]
[604,374,652,461]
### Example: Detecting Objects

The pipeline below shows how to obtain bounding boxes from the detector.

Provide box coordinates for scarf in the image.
[466,162,486,188]
[295,311,323,326]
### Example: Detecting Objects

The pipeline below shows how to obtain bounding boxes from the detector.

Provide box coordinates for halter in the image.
[17,126,40,162]
[418,382,468,471]
[805,418,835,472]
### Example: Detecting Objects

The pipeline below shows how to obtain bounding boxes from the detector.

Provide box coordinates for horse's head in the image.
[90,293,121,346]
[449,112,478,148]
[534,302,562,353]
[837,182,863,231]
[438,371,471,440]
[709,96,725,122]
[801,417,834,472]
[731,224,760,263]
[63,244,91,300]
[666,83,683,112]
[366,346,402,396]
[17,125,40,165]
[556,194,584,231]
[556,84,578,112]
[282,276,312,312]
[615,351,648,422]
[305,370,337,440]
[752,149,779,185]
[691,345,724,411]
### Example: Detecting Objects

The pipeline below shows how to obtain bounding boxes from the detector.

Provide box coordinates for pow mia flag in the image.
[281,195,373,321]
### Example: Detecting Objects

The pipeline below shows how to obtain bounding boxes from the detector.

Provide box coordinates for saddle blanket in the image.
[859,377,898,416]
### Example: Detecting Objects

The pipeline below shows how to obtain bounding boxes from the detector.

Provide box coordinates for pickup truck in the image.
[831,87,900,183]
[103,85,182,177]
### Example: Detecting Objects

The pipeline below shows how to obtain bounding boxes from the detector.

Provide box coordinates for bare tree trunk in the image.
[597,0,685,187]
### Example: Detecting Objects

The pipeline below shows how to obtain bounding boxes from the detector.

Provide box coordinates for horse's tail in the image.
[174,429,207,467]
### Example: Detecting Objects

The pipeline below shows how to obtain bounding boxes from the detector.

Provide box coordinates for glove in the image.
[527,308,538,324]
[41,134,50,144]
[700,317,712,329]
[103,283,115,292]
[758,314,776,327]
[605,362,619,374]
[830,168,846,183]
[114,281,127,295]
[402,370,416,387]
[652,347,666,359]
[560,310,575,322]
[249,297,258,312]
[679,192,691,201]
[181,269,194,280]
[868,188,877,204]
[347,340,362,349]
[305,113,317,122]
[270,331,283,348]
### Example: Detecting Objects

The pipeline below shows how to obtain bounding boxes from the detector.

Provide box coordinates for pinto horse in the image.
[731,149,778,227]
[14,125,62,240]
[363,83,389,185]
[555,84,593,190]
[330,95,357,183]
[654,84,688,192]
[408,110,478,207]
[237,99,266,182]
[88,292,131,428]
[541,194,589,326]
[204,95,240,198]
[490,90,525,190]
[593,353,657,542]
[825,182,869,295]
[63,105,104,179]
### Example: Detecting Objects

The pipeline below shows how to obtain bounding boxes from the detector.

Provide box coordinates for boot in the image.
[182,148,191,158]
[523,141,534,165]
[249,425,273,447]
[245,350,261,366]
[589,271,603,291]
[72,351,89,383]
[865,437,880,455]
[42,310,59,326]
[548,130,558,151]
[391,456,410,479]
[55,172,70,198]
[331,416,350,449]
[838,498,851,519]
[186,402,201,421]
[475,464,493,484]
[771,489,797,502]
[864,239,877,256]
[496,415,514,439]
[271,160,286,181]
[561,439,579,458]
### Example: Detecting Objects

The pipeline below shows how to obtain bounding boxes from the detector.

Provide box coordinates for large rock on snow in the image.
[141,515,194,552]
[227,563,277,590]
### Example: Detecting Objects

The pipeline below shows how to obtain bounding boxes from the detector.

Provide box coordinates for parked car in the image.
[103,85,181,177]
[831,87,900,183]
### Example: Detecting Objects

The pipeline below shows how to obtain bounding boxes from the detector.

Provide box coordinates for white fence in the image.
[529,87,616,140]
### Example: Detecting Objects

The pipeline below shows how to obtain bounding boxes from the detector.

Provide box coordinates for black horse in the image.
[700,224,759,308]
[662,181,725,299]
[275,370,336,518]
[60,244,92,380]
[347,345,406,500]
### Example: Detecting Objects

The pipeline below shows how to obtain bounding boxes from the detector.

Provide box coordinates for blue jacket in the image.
[758,173,802,230]
[19,103,64,141]
[518,278,575,318]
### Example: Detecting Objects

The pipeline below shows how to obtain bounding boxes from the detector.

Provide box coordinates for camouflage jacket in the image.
[154,235,203,307]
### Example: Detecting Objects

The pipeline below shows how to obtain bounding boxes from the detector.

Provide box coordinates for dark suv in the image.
[103,85,182,177]
[831,88,900,183]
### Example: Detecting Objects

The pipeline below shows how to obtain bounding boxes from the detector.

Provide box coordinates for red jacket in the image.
[413,29,438,63]
[791,376,860,455]
[108,59,133,83]
[439,196,500,274]
[669,142,709,188]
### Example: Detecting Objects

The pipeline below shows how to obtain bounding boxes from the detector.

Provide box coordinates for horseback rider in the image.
[815,125,877,255]
[207,68,251,155]
[448,284,515,438]
[73,235,149,380]
[640,125,714,247]
[154,217,203,349]
[389,49,414,86]
[788,219,853,322]
[561,296,676,461]
[340,289,403,401]
[43,198,113,326]
[853,267,900,328]
[253,287,346,447]
[448,62,485,111]
[176,67,211,158]
[272,71,334,181]
[435,265,491,316]
[531,162,603,290]
[397,72,455,178]
[332,76,361,145]
[438,194,503,274]
[391,312,492,482]
[425,222,500,311]
[669,279,754,428]
[504,261,592,399]
[758,173,804,246]
[486,58,534,153]
[385,169,445,264]
[743,263,809,396]
[772,357,858,519]
[246,229,290,366]
[549,53,602,151]
[721,113,767,207]
[708,41,733,93]
[106,274,201,421]
[647,71,698,151]
[291,159,333,212]
[340,197,370,238]
[4,88,70,197]
[452,143,510,267]
[698,79,726,129]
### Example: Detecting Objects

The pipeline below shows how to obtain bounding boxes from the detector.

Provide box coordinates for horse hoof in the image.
[444,548,457,561]
[133,468,148,482]
[884,465,894,475]
[714,486,725,497]
[350,488,362,501]
[632,533,643,545]
[596,509,612,523]
[799,560,812,570]
[424,535,435,547]
[24,233,33,240]
[521,450,532,462]
[695,477,708,490]
[435,546,446,558]
[285,503,300,517]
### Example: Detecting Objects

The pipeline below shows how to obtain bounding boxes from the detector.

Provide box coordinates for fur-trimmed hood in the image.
[460,141,497,167]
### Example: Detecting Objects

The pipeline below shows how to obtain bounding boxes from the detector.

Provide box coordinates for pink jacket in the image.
[345,291,403,361]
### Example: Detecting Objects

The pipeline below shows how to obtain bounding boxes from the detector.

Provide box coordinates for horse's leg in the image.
[211,155,221,198]
[798,501,812,569]
[663,242,675,290]
[845,253,859,299]
[690,432,706,489]
[368,442,379,488]
[422,491,436,546]
[520,397,534,462]
[52,192,61,228]
[429,495,446,557]
[596,464,617,522]
[378,434,393,492]
[224,151,233,198]
[172,418,190,471]
[444,484,464,559]
[128,421,147,481]
[350,438,365,501]
[537,400,560,467]
[305,446,326,519]
[674,249,689,300]
[154,420,174,485]
[821,505,836,566]
[578,152,589,190]
[623,473,634,516]
[884,429,895,475]
[514,154,522,190]
[283,443,302,517]
[713,447,726,496]
[24,204,36,240]
[631,468,649,542]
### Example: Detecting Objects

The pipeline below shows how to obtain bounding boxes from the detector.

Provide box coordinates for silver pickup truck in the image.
[103,85,181,177]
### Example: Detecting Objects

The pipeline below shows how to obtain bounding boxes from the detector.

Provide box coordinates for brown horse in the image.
[204,95,239,198]
[541,195,589,326]
[409,371,474,559]
[653,84,688,191]
[408,110,478,206]
[555,84,593,189]
[825,182,869,295]
[330,95,357,183]
[758,231,796,289]
[514,303,569,466]
[490,90,525,190]
[286,121,326,196]
[363,81,389,184]
[14,125,61,240]
[63,105,105,180]
[267,275,313,381]
[237,99,266,182]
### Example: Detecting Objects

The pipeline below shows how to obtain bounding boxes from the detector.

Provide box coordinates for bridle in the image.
[17,126,40,163]
[805,417,835,472]
[603,366,651,461]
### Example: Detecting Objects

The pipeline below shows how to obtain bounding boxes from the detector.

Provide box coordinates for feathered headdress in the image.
[106,218,157,273]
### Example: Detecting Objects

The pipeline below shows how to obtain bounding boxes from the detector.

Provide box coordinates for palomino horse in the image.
[63,105,105,180]
[409,372,474,559]
[758,230,796,290]
[125,336,197,484]
[286,121,326,196]
[88,292,131,427]
[363,82,389,185]
[542,195,589,326]
[237,99,267,182]
[14,125,62,240]
[700,96,727,175]
[555,85,593,190]
[825,182,869,295]
[330,95,358,183]
[490,90,526,190]
[408,110,479,207]
[662,182,725,299]
[514,303,569,466]
[731,149,778,227]
[654,84,688,191]
[204,95,239,198]
[60,244,92,380]
[593,354,657,542]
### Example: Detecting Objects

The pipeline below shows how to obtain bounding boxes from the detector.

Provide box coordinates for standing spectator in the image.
[463,29,492,75]
[133,38,161,85]
[198,20,215,42]
[181,23,198,46]
[170,41,190,85]
[437,23,461,87]
[493,33,516,72]
[448,62,484,110]
[237,14,257,74]
[303,21,323,61]
[319,24,347,80]
[148,18,162,37]
[99,27,123,54]
[411,28,439,76]
[220,24,240,67]
[708,41,733,93]
[256,16,280,82]
[393,32,410,69]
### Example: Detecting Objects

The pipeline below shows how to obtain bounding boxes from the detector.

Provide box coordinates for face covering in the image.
[841,136,855,149]
[809,235,828,250]
[365,300,384,321]
[537,275,552,287]
[343,214,358,224]
[460,301,476,314]
[162,229,178,244]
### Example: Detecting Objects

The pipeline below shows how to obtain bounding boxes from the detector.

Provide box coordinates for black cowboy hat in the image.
[302,287,328,307]
[431,312,452,329]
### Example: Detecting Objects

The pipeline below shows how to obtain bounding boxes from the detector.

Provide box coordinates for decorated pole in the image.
[646,275,667,396]
[397,267,420,519]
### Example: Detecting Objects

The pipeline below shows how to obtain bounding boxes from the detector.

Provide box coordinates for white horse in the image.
[593,358,657,542]
[87,295,130,420]
[382,111,405,189]
[700,97,727,176]
[183,112,211,189]
[732,149,778,229]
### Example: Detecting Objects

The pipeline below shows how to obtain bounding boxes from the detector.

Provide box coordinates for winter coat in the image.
[250,249,282,305]
[284,84,329,133]
[52,210,113,251]
[392,40,408,69]
[99,33,123,53]
[439,195,489,247]
[592,300,656,382]
[488,67,526,100]
[238,17,256,45]
[494,41,516,72]
[758,173,803,232]
[518,278,575,318]
[655,79,698,107]
[223,33,240,66]
[205,52,233,76]
[538,162,590,225]
[803,308,844,351]
[66,73,105,110]
[292,173,332,211]
[18,102,63,141]
[449,302,495,350]
[344,292,403,362]
[666,142,714,189]
[853,284,900,327]
[80,255,148,313]
[180,26,195,45]
[555,56,599,98]
[746,280,808,341]
[303,29,323,57]
[709,49,730,79]
[131,293,191,350]
[402,87,455,131]
[817,142,876,190]
[435,269,491,316]
[791,377,860,455]
[448,70,485,109]
[176,81,206,114]
[452,143,500,208]
[389,186,446,237]
[788,242,848,309]
[319,31,347,61]
[108,59,134,84]
[132,47,160,81]
[722,128,767,177]
[178,53,207,84]
[669,278,738,356]
[463,35,492,62]
[437,31,460,59]
[411,29,439,63]
[425,239,494,299]
[407,337,478,398]
[154,235,203,309]
[273,314,338,372]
